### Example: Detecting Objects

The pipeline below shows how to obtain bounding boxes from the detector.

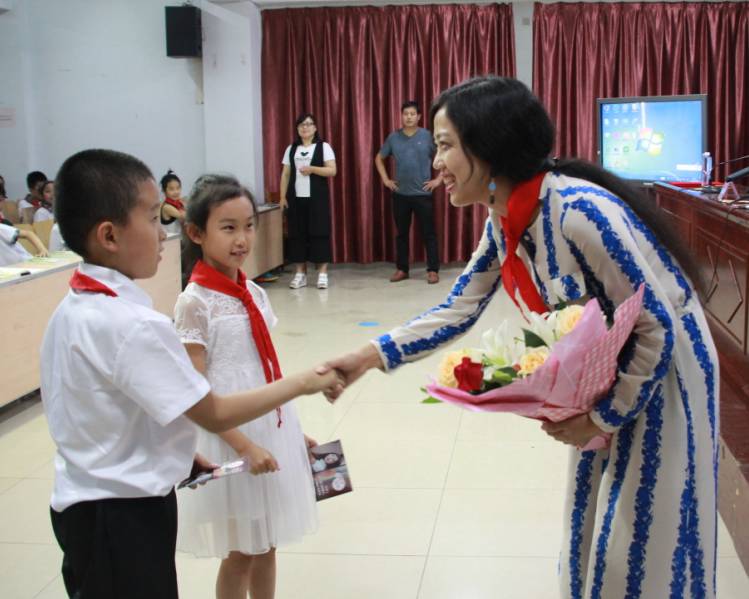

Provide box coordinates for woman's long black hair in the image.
[181,174,257,286]
[430,75,703,294]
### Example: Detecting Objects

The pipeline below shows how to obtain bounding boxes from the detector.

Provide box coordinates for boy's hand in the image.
[184,453,219,489]
[240,442,279,475]
[36,248,50,258]
[541,414,604,448]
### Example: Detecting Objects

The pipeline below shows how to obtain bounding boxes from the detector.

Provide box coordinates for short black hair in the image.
[401,101,420,114]
[55,149,154,258]
[160,170,181,193]
[26,171,47,191]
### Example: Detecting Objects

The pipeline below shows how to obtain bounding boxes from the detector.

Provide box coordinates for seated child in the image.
[19,170,46,223]
[33,181,55,222]
[160,169,186,235]
[0,222,48,265]
[41,149,343,599]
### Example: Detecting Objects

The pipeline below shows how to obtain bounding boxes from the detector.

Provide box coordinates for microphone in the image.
[726,165,749,182]
[718,154,749,166]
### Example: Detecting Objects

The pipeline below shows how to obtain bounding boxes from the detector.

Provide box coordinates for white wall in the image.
[201,0,265,200]
[0,1,34,199]
[0,0,207,199]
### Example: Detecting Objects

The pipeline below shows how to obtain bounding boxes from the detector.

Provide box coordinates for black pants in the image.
[50,490,179,599]
[287,195,332,264]
[392,193,439,273]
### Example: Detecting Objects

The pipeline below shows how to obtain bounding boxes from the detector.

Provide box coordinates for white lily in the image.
[524,310,558,347]
[481,320,526,367]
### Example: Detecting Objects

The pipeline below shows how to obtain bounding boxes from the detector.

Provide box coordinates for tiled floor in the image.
[2,263,748,598]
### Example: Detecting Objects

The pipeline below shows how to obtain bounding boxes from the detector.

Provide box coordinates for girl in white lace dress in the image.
[174,175,318,599]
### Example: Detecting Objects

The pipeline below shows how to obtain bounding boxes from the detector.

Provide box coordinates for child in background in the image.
[0,222,48,265]
[41,150,342,599]
[175,174,318,599]
[19,170,46,223]
[33,181,55,222]
[160,170,186,235]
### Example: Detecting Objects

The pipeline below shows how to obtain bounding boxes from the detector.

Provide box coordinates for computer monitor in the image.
[596,94,707,184]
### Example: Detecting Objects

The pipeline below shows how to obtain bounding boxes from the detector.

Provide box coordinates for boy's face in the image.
[114,179,166,280]
[31,181,44,199]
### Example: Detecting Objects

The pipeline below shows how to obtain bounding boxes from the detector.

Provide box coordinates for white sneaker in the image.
[317,273,329,289]
[289,273,307,289]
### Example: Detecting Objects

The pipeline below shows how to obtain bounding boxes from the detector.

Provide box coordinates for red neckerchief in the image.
[164,198,185,211]
[189,259,283,427]
[69,270,118,297]
[499,172,548,315]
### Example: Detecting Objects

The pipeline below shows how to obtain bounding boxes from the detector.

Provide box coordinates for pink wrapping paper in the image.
[426,285,645,450]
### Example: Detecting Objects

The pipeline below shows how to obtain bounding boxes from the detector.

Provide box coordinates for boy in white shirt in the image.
[42,149,343,599]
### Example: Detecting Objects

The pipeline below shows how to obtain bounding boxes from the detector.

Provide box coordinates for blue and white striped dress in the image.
[373,172,719,598]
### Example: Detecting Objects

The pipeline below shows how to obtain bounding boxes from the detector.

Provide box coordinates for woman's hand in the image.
[322,344,384,401]
[304,434,318,449]
[300,166,313,176]
[541,413,604,448]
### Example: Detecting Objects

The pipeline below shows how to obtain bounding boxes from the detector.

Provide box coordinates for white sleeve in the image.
[113,318,210,426]
[174,291,209,347]
[323,142,336,162]
[281,145,293,166]
[373,217,502,371]
[0,223,19,245]
[48,224,65,252]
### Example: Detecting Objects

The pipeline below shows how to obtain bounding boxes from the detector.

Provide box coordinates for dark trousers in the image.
[392,193,439,272]
[50,490,179,599]
[287,196,332,264]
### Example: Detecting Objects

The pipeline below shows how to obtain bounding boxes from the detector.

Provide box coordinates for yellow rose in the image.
[517,347,550,376]
[437,350,469,388]
[555,305,585,338]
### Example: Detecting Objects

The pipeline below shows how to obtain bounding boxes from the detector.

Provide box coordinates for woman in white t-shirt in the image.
[279,113,337,290]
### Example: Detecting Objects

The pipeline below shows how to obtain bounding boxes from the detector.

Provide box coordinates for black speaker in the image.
[165,6,202,58]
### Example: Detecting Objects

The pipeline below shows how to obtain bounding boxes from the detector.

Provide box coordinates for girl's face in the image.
[165,180,182,200]
[432,107,492,208]
[191,195,256,279]
[42,182,54,203]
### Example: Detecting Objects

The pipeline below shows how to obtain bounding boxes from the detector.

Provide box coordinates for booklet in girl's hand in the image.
[178,456,250,489]
[308,440,352,501]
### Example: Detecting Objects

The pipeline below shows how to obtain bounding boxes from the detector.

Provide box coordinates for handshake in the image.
[302,343,384,403]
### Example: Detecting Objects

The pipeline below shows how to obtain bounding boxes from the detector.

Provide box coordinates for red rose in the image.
[454,357,484,392]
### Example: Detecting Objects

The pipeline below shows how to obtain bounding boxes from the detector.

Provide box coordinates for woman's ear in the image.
[184,222,204,246]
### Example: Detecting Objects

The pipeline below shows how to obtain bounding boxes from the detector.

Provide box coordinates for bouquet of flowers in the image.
[424,285,645,450]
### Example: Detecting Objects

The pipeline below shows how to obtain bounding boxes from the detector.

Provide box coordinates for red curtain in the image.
[533,2,749,180]
[261,4,515,264]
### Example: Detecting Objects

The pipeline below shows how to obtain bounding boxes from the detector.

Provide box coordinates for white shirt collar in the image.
[77,262,153,308]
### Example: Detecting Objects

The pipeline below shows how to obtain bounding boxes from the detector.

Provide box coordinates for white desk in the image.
[0,234,182,407]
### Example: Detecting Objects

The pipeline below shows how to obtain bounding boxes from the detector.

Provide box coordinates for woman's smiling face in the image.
[432,107,492,208]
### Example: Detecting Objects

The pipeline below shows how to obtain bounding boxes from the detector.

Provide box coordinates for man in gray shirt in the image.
[375,101,442,284]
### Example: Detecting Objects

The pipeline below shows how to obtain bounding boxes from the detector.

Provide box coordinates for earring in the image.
[488,180,497,204]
